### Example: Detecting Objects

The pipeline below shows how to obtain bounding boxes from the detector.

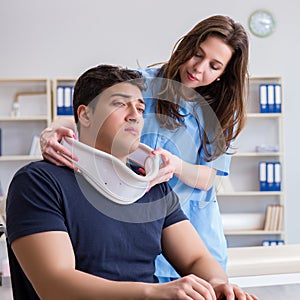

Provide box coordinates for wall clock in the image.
[248,10,276,38]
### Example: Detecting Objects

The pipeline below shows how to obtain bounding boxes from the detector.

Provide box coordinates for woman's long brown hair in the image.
[153,15,249,161]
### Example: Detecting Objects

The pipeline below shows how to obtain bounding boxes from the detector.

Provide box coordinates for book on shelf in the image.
[264,204,284,231]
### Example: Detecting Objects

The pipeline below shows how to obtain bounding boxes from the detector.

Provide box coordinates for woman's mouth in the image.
[187,72,198,82]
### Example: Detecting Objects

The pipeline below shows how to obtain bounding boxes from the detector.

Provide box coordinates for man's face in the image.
[80,82,145,162]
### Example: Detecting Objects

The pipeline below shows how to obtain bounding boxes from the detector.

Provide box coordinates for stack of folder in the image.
[56,85,74,116]
[259,161,281,191]
[259,83,282,113]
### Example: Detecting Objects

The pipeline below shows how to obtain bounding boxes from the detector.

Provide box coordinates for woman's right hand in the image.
[40,126,77,169]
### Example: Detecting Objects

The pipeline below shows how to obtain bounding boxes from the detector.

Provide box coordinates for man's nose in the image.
[126,105,141,123]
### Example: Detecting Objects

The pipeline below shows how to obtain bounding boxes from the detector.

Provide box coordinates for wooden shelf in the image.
[224,230,283,235]
[0,78,51,196]
[0,116,49,121]
[233,152,283,157]
[219,76,285,247]
[247,113,282,118]
[217,191,283,196]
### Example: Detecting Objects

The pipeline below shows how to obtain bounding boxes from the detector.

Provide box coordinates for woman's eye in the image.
[210,64,221,71]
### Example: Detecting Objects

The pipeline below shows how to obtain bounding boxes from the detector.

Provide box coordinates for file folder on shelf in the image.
[259,161,281,191]
[267,84,275,113]
[56,86,74,116]
[266,162,274,191]
[274,84,282,113]
[259,84,282,113]
[259,162,267,191]
[259,84,268,113]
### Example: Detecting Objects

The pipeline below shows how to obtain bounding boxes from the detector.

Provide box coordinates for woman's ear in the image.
[77,105,91,127]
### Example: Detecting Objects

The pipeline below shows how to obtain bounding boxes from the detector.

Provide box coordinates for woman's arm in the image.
[152,148,217,191]
[11,231,221,300]
[40,117,77,169]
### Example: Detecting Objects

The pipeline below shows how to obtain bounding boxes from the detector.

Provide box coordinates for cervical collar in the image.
[61,137,160,205]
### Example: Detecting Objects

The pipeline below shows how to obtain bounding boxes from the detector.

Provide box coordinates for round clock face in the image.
[248,10,276,37]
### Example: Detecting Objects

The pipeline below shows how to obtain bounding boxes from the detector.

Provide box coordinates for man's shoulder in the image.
[14,160,72,181]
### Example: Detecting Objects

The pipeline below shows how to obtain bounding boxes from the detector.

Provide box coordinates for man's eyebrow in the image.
[110,93,145,105]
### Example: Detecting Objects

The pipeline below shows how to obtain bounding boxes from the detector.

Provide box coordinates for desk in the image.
[227,244,300,287]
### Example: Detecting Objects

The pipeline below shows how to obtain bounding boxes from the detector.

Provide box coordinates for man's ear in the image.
[77,105,91,127]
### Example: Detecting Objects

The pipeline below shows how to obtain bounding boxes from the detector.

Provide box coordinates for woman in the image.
[41,15,249,281]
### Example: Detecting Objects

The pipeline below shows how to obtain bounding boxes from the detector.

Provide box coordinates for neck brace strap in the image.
[61,137,160,205]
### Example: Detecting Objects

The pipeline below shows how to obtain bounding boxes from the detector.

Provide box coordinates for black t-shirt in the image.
[6,160,187,299]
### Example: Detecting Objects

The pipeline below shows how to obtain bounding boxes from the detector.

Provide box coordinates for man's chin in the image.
[128,139,141,154]
[111,139,140,157]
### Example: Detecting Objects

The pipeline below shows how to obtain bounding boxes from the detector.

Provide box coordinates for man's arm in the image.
[11,230,220,300]
[161,220,257,299]
[162,220,226,282]
[11,231,152,300]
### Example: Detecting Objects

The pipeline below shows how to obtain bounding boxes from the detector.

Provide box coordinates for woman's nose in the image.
[193,60,207,73]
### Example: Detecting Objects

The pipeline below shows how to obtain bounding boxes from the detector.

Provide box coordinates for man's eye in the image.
[114,101,125,107]
[137,107,145,113]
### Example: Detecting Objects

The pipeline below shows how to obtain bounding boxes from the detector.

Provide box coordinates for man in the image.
[6,65,256,299]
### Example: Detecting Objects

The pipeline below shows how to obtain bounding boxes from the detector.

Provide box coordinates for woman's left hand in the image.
[139,148,181,191]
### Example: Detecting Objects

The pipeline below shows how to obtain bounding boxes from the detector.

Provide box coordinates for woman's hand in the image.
[138,148,181,191]
[40,126,77,169]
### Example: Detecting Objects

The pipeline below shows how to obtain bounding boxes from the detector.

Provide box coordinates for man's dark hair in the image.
[73,64,145,123]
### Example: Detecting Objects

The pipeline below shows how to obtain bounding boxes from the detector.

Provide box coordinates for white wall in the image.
[1,0,299,243]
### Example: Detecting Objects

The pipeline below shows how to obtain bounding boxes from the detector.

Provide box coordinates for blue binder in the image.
[274,84,282,113]
[63,86,73,115]
[259,84,268,113]
[267,85,275,113]
[274,162,281,191]
[259,161,267,191]
[57,86,74,116]
[56,86,64,115]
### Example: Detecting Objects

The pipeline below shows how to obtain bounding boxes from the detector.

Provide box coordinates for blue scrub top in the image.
[139,67,231,275]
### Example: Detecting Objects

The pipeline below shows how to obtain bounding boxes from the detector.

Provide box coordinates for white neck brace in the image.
[61,137,160,205]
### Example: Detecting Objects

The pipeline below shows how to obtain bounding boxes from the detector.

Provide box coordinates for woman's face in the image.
[179,36,233,89]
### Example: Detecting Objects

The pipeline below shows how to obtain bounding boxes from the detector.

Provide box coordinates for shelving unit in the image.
[217,76,285,248]
[0,79,51,197]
